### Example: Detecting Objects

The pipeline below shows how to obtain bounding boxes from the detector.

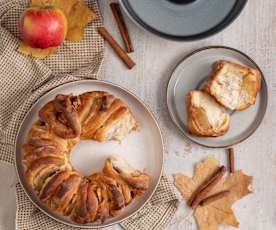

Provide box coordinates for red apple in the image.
[19,7,68,49]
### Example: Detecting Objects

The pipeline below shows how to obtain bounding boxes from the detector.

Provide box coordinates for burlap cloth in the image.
[0,0,178,229]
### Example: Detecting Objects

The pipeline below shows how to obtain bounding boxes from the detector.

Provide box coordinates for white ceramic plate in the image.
[15,80,163,228]
[167,46,268,148]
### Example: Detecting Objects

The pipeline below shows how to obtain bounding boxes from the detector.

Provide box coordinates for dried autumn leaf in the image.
[174,156,252,230]
[18,42,58,58]
[18,0,98,58]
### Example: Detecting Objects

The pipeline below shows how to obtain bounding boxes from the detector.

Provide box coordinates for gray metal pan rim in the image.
[120,0,248,41]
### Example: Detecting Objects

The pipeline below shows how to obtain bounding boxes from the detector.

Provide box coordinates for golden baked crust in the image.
[22,120,69,154]
[103,158,132,204]
[49,172,82,213]
[38,92,138,142]
[103,155,150,197]
[89,173,110,223]
[186,90,230,137]
[205,60,261,110]
[101,175,125,216]
[78,92,138,141]
[22,91,149,224]
[40,170,71,202]
[70,180,99,224]
[25,156,66,190]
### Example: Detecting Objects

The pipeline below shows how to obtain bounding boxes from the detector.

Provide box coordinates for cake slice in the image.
[186,90,230,137]
[205,60,261,110]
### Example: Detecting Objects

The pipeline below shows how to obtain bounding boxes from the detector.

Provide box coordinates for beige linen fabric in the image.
[120,176,178,230]
[0,0,178,229]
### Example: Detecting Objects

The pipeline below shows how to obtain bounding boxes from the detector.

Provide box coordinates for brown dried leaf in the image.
[18,42,58,58]
[18,0,98,58]
[174,156,252,230]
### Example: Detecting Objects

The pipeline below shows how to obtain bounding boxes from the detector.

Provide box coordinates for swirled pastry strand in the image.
[22,91,149,224]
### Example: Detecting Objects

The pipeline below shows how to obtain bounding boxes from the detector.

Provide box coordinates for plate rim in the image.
[120,0,248,41]
[14,79,164,228]
[166,45,268,148]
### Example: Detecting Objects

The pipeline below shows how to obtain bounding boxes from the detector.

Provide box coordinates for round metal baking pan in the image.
[120,0,247,41]
[15,80,164,228]
[167,46,268,148]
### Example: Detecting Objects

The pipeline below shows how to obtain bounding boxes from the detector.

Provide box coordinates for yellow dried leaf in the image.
[174,156,252,230]
[31,0,98,41]
[18,42,58,58]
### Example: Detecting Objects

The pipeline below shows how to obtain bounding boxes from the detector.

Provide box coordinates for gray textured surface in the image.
[1,0,276,229]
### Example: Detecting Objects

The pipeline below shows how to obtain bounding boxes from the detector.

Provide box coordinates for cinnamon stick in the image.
[200,190,230,207]
[190,166,226,209]
[228,148,235,173]
[110,3,134,53]
[97,27,135,69]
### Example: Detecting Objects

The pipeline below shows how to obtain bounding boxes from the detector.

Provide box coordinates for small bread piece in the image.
[100,175,125,216]
[25,156,66,191]
[22,120,68,155]
[206,60,261,110]
[104,155,150,196]
[103,158,132,204]
[186,90,230,137]
[49,172,82,213]
[70,180,99,224]
[40,171,71,202]
[78,92,139,142]
[93,107,138,142]
[89,173,110,223]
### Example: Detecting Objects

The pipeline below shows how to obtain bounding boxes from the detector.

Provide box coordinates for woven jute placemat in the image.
[0,0,178,229]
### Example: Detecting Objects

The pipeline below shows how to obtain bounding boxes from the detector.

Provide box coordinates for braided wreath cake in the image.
[22,91,150,224]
